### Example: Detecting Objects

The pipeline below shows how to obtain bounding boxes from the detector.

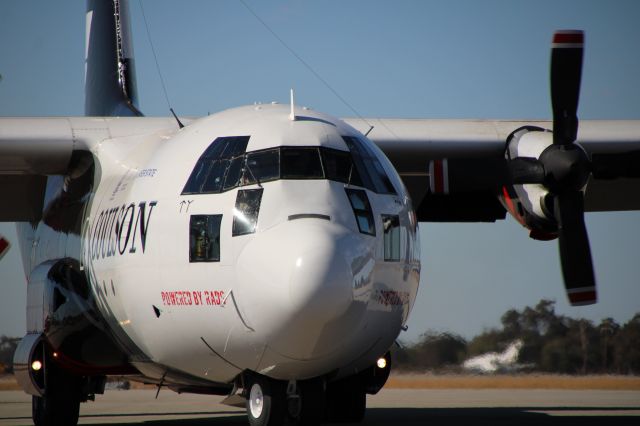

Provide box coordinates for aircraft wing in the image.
[2,116,639,222]
[0,117,180,221]
[345,118,640,221]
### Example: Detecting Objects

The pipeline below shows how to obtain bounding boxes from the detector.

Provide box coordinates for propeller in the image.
[429,30,638,305]
[508,30,597,305]
[547,30,597,305]
[554,191,596,305]
[550,30,583,147]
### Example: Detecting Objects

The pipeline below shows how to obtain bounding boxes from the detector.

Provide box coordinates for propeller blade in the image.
[553,191,597,305]
[551,30,584,146]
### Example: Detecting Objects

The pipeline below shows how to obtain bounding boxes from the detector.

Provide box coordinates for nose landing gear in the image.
[244,374,366,425]
[246,375,286,426]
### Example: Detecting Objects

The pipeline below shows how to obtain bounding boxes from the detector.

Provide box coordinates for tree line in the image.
[393,299,640,374]
[0,336,19,374]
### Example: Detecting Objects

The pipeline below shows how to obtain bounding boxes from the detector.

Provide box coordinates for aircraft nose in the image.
[236,220,368,359]
[287,224,353,324]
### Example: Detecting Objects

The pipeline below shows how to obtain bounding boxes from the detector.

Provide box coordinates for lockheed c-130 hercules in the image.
[1,1,639,425]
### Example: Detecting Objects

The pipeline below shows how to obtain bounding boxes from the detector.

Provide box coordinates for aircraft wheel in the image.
[31,360,82,426]
[246,376,286,426]
[325,376,366,423]
[32,390,80,426]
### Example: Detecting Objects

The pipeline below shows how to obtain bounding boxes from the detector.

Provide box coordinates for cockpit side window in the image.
[182,136,250,195]
[382,215,401,261]
[345,188,376,236]
[321,148,354,183]
[182,161,213,194]
[223,156,244,191]
[342,136,396,195]
[189,215,222,262]
[201,159,229,193]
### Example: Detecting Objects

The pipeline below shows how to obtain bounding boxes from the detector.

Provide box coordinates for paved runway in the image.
[1,388,639,425]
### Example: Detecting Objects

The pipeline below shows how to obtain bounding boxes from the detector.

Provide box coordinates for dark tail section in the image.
[85,0,142,116]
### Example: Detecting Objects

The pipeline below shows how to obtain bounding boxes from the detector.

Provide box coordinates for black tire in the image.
[32,392,80,426]
[325,376,366,423]
[246,375,286,426]
[299,379,325,426]
[32,358,82,426]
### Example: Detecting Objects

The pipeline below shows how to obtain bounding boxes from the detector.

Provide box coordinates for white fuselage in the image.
[82,104,420,386]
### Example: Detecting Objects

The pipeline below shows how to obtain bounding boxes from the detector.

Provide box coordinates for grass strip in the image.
[386,374,640,390]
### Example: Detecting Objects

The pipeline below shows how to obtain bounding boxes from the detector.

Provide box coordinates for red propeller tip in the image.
[567,286,597,306]
[553,30,584,48]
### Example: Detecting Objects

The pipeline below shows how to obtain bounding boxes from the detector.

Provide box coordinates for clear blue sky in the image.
[0,0,639,342]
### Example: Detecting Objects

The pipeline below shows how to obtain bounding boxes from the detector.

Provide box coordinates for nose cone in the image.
[288,228,352,323]
[236,220,368,360]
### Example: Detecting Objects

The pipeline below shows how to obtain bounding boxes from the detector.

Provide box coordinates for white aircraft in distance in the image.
[1,1,639,425]
[462,340,528,374]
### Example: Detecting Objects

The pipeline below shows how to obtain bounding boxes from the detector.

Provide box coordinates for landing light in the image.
[31,360,42,371]
[376,357,387,369]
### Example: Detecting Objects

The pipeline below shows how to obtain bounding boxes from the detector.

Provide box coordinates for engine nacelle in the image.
[13,333,46,396]
[23,259,134,375]
[499,126,557,239]
[425,126,589,241]
[500,126,590,241]
[424,125,594,244]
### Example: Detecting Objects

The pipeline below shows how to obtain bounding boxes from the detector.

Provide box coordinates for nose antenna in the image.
[289,88,297,121]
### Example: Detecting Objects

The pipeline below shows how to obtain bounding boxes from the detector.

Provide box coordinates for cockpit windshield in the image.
[182,136,397,195]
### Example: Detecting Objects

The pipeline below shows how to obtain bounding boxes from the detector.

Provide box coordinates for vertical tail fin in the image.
[85,0,142,116]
